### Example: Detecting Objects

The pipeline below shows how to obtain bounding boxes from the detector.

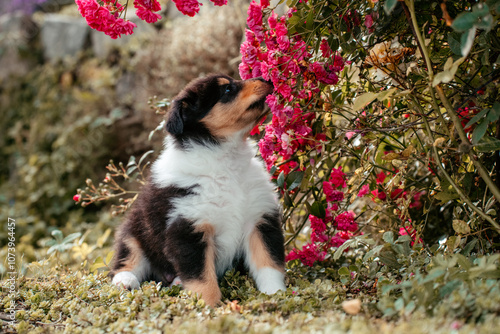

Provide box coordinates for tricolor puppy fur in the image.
[110,74,286,306]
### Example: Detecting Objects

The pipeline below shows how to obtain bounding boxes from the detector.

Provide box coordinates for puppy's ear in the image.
[165,99,186,135]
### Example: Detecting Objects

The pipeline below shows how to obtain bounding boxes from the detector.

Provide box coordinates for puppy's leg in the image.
[245,212,286,294]
[168,221,221,306]
[111,236,150,290]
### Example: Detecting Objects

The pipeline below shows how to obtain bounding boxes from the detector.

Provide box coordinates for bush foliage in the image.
[1,0,500,332]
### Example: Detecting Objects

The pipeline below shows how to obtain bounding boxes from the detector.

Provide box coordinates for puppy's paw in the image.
[112,271,140,290]
[169,276,183,288]
[255,267,286,294]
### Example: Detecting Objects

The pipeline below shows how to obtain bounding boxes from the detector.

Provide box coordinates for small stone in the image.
[342,299,362,315]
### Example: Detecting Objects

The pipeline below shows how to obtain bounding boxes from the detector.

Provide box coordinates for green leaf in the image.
[338,267,350,276]
[475,136,500,152]
[461,238,478,255]
[384,0,398,14]
[126,165,138,175]
[105,251,115,265]
[127,155,136,167]
[286,171,304,191]
[471,119,489,144]
[487,102,500,122]
[455,253,471,270]
[460,27,477,57]
[383,231,394,243]
[448,33,463,55]
[432,57,466,86]
[277,171,285,188]
[451,12,478,32]
[62,232,82,244]
[363,245,384,261]
[434,190,460,204]
[283,192,294,207]
[452,220,471,234]
[439,280,462,297]
[352,92,377,112]
[421,268,445,284]
[376,87,398,102]
[51,230,63,242]
[464,107,489,128]
[305,10,315,31]
[139,150,155,167]
[310,201,326,219]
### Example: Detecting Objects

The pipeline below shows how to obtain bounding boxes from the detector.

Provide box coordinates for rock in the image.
[41,14,89,62]
[0,13,39,81]
[342,299,362,315]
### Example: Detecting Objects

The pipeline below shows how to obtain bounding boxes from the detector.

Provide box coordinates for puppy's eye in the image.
[224,85,232,94]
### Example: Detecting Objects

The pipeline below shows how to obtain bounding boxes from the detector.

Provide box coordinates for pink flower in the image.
[134,0,163,23]
[172,0,202,17]
[286,243,326,267]
[310,215,326,233]
[210,0,227,6]
[365,14,374,29]
[135,6,162,23]
[320,39,333,58]
[330,231,352,248]
[371,189,387,201]
[247,1,264,42]
[323,183,344,202]
[329,167,347,189]
[376,171,387,184]
[335,211,357,232]
[357,184,370,197]
[76,0,137,39]
[73,194,81,202]
[345,131,356,140]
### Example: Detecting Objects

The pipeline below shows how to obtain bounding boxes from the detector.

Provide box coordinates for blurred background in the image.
[0,0,251,272]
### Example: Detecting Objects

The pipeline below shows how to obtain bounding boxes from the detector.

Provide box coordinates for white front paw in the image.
[112,271,140,290]
[255,267,286,294]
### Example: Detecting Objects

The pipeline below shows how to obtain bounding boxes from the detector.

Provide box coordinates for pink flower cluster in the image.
[286,167,358,267]
[171,0,228,17]
[239,1,345,175]
[172,0,201,17]
[135,0,162,23]
[76,0,162,39]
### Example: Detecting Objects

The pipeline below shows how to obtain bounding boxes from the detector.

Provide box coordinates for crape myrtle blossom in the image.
[287,166,358,267]
[239,1,346,174]
[75,0,162,38]
[239,1,350,267]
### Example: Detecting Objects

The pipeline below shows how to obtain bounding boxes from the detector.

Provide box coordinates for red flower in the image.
[286,243,326,267]
[371,189,387,201]
[172,0,202,17]
[357,184,370,197]
[76,0,137,39]
[335,211,357,232]
[376,171,386,184]
[209,0,227,6]
[309,215,326,234]
[73,194,81,202]
[329,166,347,189]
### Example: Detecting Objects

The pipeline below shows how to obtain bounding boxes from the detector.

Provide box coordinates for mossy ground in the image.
[1,263,498,334]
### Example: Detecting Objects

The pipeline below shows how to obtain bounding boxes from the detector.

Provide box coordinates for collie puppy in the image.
[110,74,286,306]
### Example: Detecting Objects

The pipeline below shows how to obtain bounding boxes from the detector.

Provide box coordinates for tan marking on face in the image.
[115,237,144,273]
[249,227,285,273]
[201,79,272,138]
[184,223,221,307]
[217,77,230,85]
